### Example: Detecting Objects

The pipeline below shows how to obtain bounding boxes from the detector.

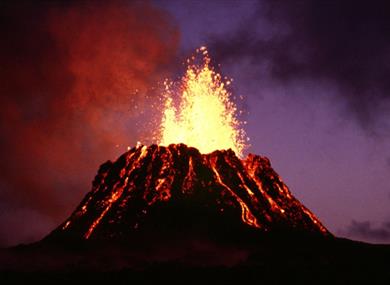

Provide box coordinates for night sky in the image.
[1,0,390,246]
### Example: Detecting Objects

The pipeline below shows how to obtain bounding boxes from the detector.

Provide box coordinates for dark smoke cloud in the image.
[0,0,178,246]
[344,220,390,242]
[209,0,390,134]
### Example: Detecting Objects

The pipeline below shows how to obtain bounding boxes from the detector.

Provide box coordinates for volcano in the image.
[4,144,390,285]
[46,144,329,243]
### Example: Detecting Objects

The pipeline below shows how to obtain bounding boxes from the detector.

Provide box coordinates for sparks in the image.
[158,47,247,157]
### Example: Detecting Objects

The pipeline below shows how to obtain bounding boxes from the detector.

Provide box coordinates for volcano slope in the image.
[1,144,389,284]
[46,144,329,242]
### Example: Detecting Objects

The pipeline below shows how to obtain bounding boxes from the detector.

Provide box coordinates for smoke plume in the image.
[209,0,390,134]
[0,0,178,246]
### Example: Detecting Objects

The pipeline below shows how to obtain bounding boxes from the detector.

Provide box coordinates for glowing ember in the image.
[159,47,247,157]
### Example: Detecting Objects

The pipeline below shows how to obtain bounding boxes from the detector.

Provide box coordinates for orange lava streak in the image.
[183,156,195,192]
[84,149,148,238]
[301,206,328,234]
[62,220,71,230]
[84,201,112,239]
[159,47,247,157]
[210,162,260,228]
[84,180,126,239]
[245,162,286,214]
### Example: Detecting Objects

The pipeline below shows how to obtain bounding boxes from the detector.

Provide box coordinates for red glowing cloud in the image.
[0,1,178,246]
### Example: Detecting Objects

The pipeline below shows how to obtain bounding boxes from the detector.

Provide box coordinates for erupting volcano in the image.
[4,48,388,285]
[3,3,390,282]
[46,48,329,243]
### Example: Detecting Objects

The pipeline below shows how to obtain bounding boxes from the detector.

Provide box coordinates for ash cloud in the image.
[209,0,390,134]
[343,220,390,242]
[0,0,178,246]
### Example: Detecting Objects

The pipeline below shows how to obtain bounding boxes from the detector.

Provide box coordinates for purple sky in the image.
[1,0,390,246]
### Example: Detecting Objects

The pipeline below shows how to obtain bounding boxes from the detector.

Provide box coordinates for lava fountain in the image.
[158,47,247,157]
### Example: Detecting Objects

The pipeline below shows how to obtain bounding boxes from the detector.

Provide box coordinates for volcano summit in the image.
[46,144,329,243]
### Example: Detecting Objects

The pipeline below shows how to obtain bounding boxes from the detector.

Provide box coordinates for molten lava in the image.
[159,47,247,157]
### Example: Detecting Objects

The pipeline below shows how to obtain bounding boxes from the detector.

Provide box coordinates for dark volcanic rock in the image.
[45,144,329,242]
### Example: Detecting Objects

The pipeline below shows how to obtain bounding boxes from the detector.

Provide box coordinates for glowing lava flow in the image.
[159,47,247,157]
